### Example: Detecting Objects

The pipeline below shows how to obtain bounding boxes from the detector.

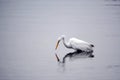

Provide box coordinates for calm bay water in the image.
[0,0,120,80]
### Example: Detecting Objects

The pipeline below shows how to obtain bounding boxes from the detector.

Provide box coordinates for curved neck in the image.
[62,37,71,48]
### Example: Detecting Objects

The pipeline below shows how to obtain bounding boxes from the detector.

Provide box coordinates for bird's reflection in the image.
[55,50,94,63]
[55,50,94,72]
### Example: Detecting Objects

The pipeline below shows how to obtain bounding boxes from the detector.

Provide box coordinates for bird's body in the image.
[55,35,94,53]
[55,35,95,63]
[68,38,93,52]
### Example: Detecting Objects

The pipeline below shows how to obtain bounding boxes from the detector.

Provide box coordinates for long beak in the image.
[55,40,60,50]
[55,53,60,62]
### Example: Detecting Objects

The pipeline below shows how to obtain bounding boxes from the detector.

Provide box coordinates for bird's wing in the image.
[69,38,92,51]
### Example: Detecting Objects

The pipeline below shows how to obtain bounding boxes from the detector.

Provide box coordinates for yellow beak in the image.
[55,40,60,50]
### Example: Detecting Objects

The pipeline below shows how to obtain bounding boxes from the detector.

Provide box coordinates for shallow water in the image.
[0,0,120,80]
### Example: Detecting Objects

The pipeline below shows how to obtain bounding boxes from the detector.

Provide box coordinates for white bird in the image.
[55,35,94,53]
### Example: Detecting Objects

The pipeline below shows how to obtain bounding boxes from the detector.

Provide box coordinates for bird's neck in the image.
[62,38,71,48]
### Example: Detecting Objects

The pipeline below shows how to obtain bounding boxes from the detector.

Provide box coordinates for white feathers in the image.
[56,35,94,52]
[68,38,93,52]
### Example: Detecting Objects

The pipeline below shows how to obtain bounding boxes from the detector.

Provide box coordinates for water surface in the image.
[0,0,120,80]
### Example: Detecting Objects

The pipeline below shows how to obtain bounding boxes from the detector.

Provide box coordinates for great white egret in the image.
[55,35,94,53]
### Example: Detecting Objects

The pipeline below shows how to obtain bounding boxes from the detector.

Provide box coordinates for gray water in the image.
[0,0,120,80]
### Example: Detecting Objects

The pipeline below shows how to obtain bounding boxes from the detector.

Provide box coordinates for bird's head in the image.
[55,35,65,50]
